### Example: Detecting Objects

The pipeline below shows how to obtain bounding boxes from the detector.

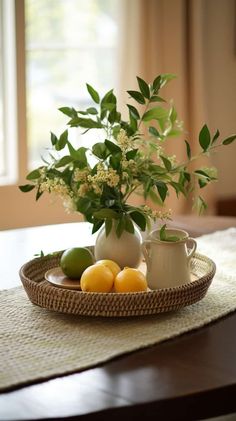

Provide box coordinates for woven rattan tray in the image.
[19,249,216,317]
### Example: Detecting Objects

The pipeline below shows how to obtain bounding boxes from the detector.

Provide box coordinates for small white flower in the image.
[73,168,90,182]
[117,129,132,151]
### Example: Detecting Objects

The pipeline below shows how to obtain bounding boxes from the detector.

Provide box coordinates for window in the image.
[25,0,120,168]
[0,0,120,229]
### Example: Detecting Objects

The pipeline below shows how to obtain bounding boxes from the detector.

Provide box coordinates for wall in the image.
[204,0,236,199]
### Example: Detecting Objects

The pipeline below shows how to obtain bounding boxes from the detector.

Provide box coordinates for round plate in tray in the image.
[19,249,216,317]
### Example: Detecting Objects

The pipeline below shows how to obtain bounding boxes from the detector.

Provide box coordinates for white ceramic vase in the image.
[94,224,142,268]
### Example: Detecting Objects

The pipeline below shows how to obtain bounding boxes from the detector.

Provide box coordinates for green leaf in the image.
[130,211,146,231]
[222,135,236,145]
[185,140,191,159]
[152,75,161,93]
[114,112,121,123]
[19,184,35,192]
[86,83,100,104]
[148,187,163,205]
[94,208,119,220]
[36,188,43,201]
[67,143,88,167]
[165,235,181,242]
[142,107,168,122]
[105,218,113,237]
[184,172,191,182]
[159,224,167,240]
[92,142,110,159]
[100,108,107,120]
[67,141,79,159]
[92,220,104,234]
[194,169,212,179]
[101,90,116,114]
[77,110,88,115]
[124,215,135,234]
[169,106,177,124]
[127,104,140,120]
[156,181,168,202]
[26,169,41,180]
[160,73,176,88]
[50,132,58,146]
[105,139,121,154]
[108,107,117,124]
[149,126,160,137]
[198,178,208,188]
[69,117,103,129]
[75,147,88,167]
[76,197,92,214]
[55,130,68,151]
[168,129,183,137]
[86,107,98,115]
[101,103,116,114]
[160,155,172,171]
[127,90,145,104]
[55,156,73,168]
[129,113,138,132]
[109,155,121,170]
[116,217,125,238]
[150,95,165,103]
[212,129,220,144]
[137,76,150,99]
[170,181,186,197]
[159,224,180,242]
[102,90,116,104]
[193,196,208,215]
[58,107,77,118]
[126,149,138,160]
[199,124,211,151]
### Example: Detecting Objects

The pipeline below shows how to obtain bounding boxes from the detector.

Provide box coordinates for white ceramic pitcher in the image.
[142,228,197,290]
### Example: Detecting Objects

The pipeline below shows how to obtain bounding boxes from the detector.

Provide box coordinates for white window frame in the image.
[0,0,18,185]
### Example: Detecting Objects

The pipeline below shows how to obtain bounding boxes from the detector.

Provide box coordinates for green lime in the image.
[60,247,94,279]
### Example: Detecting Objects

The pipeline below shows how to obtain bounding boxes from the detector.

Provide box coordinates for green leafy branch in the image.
[19,74,236,237]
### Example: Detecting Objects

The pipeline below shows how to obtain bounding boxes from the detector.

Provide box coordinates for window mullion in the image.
[15,0,27,183]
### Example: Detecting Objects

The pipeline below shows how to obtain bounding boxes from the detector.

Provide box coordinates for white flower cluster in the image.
[39,177,71,197]
[87,163,120,190]
[121,158,136,169]
[143,205,172,220]
[117,128,133,151]
[73,168,90,182]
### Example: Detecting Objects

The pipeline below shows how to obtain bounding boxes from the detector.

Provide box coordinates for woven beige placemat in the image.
[1,228,236,392]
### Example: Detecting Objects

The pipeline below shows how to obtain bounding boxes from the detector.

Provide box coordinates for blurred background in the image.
[0,0,236,230]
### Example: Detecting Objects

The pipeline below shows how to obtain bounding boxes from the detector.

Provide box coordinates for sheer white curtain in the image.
[118,0,215,214]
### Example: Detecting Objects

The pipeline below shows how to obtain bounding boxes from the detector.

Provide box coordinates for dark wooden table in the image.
[1,216,236,421]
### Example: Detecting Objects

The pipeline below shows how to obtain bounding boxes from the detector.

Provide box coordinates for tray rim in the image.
[19,251,216,317]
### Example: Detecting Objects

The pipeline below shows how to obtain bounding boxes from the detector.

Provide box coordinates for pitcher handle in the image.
[141,240,152,268]
[186,238,197,260]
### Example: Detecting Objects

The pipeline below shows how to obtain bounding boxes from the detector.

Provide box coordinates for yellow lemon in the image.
[114,267,148,293]
[80,264,114,293]
[60,247,94,279]
[95,259,121,278]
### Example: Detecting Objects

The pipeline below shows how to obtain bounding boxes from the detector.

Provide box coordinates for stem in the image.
[137,91,154,130]
[176,143,223,171]
[123,183,142,202]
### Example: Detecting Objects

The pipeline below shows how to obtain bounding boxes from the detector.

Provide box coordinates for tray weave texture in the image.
[20,251,215,317]
[1,228,236,392]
